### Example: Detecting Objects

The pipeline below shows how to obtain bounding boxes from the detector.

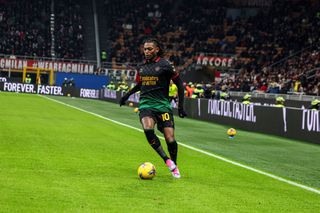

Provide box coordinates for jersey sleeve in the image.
[166,60,179,79]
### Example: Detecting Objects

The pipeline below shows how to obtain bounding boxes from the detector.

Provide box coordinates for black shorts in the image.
[139,109,175,133]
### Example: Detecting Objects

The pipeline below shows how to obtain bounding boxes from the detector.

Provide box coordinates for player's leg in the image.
[158,112,178,165]
[163,127,178,165]
[158,112,180,178]
[163,127,180,178]
[140,110,169,163]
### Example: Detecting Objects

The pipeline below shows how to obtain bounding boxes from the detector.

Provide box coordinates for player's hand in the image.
[178,108,187,118]
[119,94,129,106]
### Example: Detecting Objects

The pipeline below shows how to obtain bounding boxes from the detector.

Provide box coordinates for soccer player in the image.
[119,38,187,178]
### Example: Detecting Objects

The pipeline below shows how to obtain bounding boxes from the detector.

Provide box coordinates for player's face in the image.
[144,42,159,60]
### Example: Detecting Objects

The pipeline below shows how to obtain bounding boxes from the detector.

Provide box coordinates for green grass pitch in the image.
[0,92,319,212]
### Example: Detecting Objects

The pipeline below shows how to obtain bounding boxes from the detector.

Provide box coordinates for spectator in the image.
[0,0,84,59]
[275,97,285,108]
[106,81,116,90]
[168,80,178,103]
[242,94,252,104]
[309,99,320,110]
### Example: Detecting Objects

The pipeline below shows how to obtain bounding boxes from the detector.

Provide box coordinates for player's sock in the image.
[167,140,178,165]
[144,129,169,162]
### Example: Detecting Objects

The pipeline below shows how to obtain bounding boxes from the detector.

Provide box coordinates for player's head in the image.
[143,38,164,60]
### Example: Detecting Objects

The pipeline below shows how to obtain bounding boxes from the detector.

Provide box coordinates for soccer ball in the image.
[129,102,133,107]
[227,128,237,137]
[138,162,156,179]
[134,107,139,113]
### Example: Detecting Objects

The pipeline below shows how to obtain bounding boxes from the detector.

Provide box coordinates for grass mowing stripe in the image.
[179,143,320,194]
[40,95,320,195]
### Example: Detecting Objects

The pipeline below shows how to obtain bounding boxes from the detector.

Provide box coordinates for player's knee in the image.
[164,134,175,143]
[163,127,175,142]
[144,129,160,146]
[166,139,176,144]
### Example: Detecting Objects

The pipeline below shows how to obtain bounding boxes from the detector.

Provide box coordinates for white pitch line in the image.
[41,95,320,195]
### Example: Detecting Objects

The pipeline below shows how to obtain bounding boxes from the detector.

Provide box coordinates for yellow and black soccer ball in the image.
[227,128,237,137]
[138,162,156,180]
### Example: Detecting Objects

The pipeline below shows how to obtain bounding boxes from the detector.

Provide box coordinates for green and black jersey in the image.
[136,57,178,113]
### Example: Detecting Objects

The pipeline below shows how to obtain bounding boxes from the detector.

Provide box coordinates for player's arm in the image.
[119,71,141,106]
[172,74,187,118]
[119,83,141,106]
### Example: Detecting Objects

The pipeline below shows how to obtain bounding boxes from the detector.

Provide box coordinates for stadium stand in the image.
[0,0,51,57]
[103,0,319,95]
[0,0,319,95]
[54,0,84,59]
[0,0,84,59]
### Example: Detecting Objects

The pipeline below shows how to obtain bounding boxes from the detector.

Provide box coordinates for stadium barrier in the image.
[231,96,310,108]
[191,98,319,144]
[1,82,318,144]
[55,72,108,89]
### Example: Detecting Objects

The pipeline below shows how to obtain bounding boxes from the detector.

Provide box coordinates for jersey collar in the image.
[145,56,161,64]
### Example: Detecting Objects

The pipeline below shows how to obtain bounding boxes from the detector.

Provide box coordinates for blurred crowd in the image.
[0,0,319,96]
[54,0,84,59]
[0,0,84,59]
[104,0,320,96]
[0,0,51,56]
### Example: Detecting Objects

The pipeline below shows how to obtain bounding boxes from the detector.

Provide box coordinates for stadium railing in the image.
[228,91,318,102]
